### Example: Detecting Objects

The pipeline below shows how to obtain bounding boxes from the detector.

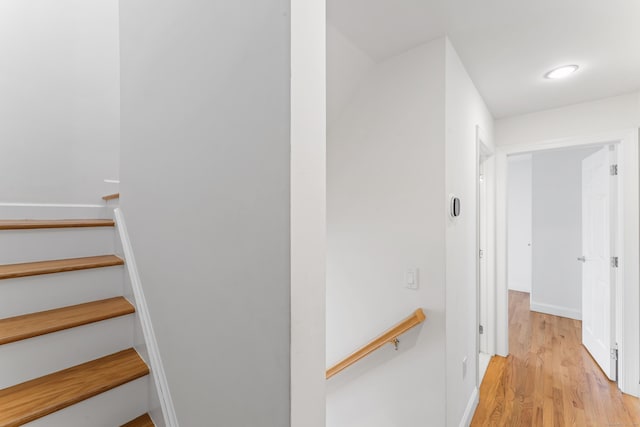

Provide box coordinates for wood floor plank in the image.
[0,349,148,427]
[0,219,114,230]
[0,255,124,280]
[121,413,155,427]
[471,291,640,426]
[0,297,135,345]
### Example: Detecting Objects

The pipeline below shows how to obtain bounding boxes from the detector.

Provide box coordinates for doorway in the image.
[494,129,640,397]
[506,144,616,379]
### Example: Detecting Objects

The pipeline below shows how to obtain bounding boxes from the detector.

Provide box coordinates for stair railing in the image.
[326,308,426,379]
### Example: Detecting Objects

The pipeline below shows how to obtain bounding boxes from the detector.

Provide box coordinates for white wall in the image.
[326,34,495,427]
[507,154,532,293]
[530,147,600,320]
[119,1,293,425]
[327,37,447,427]
[496,92,640,147]
[0,0,120,204]
[326,25,374,127]
[291,1,326,426]
[444,39,494,426]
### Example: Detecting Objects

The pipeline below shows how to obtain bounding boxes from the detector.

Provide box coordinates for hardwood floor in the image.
[471,290,640,426]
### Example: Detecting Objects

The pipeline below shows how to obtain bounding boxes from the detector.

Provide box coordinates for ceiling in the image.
[327,0,640,118]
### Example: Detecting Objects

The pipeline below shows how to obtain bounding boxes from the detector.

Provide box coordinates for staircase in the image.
[0,219,156,426]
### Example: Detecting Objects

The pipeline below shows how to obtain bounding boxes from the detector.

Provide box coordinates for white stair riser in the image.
[0,267,125,318]
[0,315,134,389]
[0,205,111,220]
[0,228,116,264]
[23,376,150,427]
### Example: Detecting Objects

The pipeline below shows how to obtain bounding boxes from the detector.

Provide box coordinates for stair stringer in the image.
[113,208,178,427]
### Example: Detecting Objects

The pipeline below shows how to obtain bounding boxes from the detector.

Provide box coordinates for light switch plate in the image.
[405,269,419,290]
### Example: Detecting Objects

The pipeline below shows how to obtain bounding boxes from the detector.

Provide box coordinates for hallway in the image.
[471,290,640,426]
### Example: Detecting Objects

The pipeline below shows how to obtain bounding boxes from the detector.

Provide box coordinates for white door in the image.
[507,155,532,293]
[581,146,615,381]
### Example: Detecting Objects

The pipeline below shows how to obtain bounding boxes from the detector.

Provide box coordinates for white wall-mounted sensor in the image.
[450,196,461,217]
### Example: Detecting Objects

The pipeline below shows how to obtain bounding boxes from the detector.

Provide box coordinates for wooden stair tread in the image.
[0,219,114,230]
[0,348,149,427]
[121,413,155,427]
[0,255,124,280]
[0,297,135,345]
[102,193,120,201]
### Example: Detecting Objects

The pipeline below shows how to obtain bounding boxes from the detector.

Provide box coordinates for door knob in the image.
[577,256,586,262]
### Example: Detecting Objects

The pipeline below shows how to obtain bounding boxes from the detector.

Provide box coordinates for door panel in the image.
[581,146,615,380]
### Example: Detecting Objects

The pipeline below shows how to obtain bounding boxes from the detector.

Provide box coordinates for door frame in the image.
[495,129,639,396]
[476,125,495,386]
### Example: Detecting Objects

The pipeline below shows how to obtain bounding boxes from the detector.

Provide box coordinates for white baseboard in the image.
[459,387,479,427]
[114,209,179,427]
[507,281,531,293]
[530,301,581,320]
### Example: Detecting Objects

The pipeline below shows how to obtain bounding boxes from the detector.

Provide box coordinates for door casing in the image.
[476,126,495,387]
[494,129,639,397]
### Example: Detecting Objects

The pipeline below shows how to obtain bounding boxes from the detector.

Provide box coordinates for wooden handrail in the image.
[326,308,426,379]
[102,193,120,201]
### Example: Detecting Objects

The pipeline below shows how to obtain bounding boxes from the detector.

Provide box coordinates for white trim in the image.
[616,130,639,396]
[495,129,639,396]
[495,130,632,155]
[114,209,180,426]
[530,301,581,320]
[290,0,326,425]
[507,282,531,293]
[495,149,509,357]
[476,125,496,393]
[485,154,497,358]
[459,386,479,427]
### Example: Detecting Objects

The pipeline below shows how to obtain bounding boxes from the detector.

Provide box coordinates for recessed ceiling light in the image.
[544,65,579,79]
